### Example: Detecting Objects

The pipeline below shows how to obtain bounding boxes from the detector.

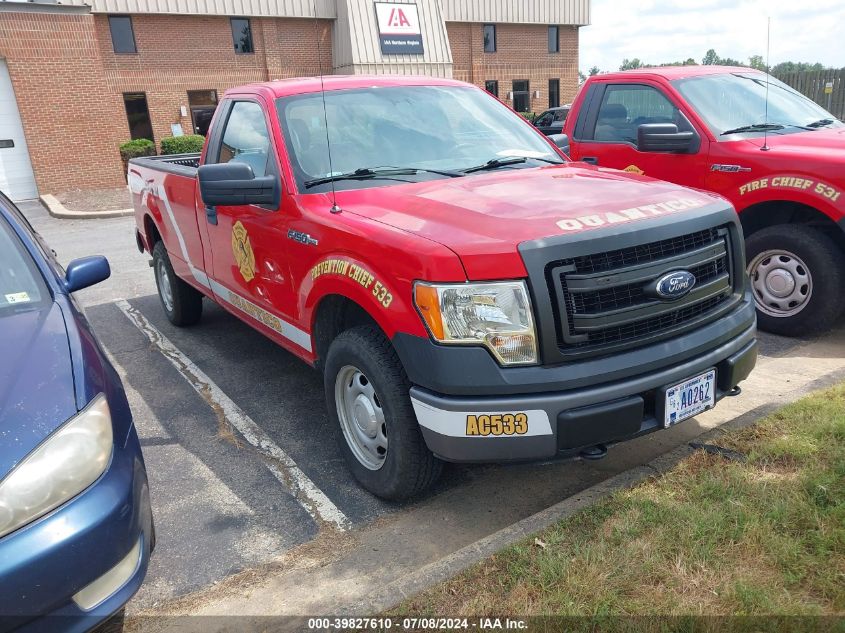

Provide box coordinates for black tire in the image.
[152,241,203,327]
[745,224,845,336]
[324,326,442,500]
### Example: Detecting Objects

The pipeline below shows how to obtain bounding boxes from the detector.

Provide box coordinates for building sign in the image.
[374,2,424,55]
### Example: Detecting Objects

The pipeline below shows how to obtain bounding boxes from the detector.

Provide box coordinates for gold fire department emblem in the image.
[231,221,256,282]
[623,164,645,175]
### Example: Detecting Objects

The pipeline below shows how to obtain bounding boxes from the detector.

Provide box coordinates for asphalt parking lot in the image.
[17,200,845,617]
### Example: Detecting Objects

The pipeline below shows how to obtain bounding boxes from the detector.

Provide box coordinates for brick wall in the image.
[94,14,332,156]
[0,10,576,195]
[447,22,580,114]
[0,12,127,193]
[0,11,331,194]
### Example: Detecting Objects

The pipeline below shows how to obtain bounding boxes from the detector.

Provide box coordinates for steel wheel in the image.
[747,249,813,318]
[156,258,174,313]
[335,365,388,471]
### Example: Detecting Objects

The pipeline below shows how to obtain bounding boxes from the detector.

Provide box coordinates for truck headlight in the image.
[414,281,538,366]
[0,394,113,539]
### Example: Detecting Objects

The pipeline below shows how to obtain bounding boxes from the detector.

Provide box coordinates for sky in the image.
[579,0,845,74]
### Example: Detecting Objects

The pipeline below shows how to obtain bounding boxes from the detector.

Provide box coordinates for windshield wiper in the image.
[461,155,563,174]
[807,118,836,128]
[304,166,462,189]
[721,123,785,135]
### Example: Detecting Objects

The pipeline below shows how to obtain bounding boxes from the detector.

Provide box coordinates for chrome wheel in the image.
[335,365,388,471]
[747,249,813,318]
[156,258,174,313]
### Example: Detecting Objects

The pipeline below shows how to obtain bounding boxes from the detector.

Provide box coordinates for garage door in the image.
[0,60,37,201]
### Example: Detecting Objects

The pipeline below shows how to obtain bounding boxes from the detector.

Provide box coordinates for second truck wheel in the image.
[746,224,845,336]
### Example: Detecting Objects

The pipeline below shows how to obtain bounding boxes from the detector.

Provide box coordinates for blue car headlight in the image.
[0,394,113,539]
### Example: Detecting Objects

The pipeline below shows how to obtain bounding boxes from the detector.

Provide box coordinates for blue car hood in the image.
[0,302,77,477]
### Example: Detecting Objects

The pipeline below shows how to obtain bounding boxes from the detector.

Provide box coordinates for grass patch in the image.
[396,383,845,619]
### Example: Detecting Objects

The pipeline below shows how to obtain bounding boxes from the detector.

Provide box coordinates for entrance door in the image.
[188,90,218,136]
[0,61,37,200]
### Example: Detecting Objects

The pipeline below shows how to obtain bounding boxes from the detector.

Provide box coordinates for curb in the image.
[40,194,134,219]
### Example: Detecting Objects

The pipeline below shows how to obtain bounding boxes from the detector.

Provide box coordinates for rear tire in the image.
[152,241,203,327]
[324,326,442,500]
[745,224,845,336]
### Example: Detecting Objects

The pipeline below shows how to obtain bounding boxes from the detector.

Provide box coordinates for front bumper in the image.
[0,427,153,633]
[404,302,757,463]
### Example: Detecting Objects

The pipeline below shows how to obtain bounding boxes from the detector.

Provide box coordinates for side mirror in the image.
[548,133,570,155]
[198,162,278,207]
[637,123,697,153]
[65,256,110,293]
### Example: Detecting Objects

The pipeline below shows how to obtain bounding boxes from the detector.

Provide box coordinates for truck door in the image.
[568,82,709,188]
[199,98,297,331]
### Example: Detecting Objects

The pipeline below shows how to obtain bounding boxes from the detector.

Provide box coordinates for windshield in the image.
[0,216,50,317]
[276,85,561,193]
[673,72,843,137]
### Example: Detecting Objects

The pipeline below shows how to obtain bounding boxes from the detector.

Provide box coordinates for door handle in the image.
[205,205,218,225]
[582,157,599,165]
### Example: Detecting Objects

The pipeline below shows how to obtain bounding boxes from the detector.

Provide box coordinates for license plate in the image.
[664,369,716,428]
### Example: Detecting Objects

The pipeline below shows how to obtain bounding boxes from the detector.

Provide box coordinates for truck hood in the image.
[0,302,77,477]
[741,126,845,160]
[337,163,722,279]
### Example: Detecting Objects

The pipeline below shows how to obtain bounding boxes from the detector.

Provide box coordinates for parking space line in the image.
[115,299,351,531]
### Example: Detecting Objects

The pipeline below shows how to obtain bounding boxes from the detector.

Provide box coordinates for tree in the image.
[748,55,767,71]
[702,49,719,65]
[588,65,601,76]
[771,61,825,74]
[578,70,586,84]
[619,58,646,71]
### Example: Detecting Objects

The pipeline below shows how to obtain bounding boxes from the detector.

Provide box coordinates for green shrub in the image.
[518,112,537,122]
[160,135,205,155]
[119,138,155,160]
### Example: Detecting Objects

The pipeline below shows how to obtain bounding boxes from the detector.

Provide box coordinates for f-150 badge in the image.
[232,221,256,282]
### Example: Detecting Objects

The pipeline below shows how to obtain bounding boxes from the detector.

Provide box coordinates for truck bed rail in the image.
[128,153,200,177]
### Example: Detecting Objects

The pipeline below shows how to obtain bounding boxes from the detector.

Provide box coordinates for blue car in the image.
[0,194,153,632]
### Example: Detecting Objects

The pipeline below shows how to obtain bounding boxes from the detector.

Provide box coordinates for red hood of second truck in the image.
[335,163,723,279]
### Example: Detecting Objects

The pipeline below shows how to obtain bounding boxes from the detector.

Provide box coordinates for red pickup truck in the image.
[565,65,845,336]
[130,75,756,499]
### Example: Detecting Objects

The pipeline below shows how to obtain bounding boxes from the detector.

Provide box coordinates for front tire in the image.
[152,241,203,327]
[324,326,442,500]
[746,225,845,336]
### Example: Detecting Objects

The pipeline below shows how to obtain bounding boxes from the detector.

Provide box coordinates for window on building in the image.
[484,80,499,98]
[549,79,560,108]
[216,101,271,177]
[123,92,153,142]
[512,80,530,113]
[548,25,559,53]
[230,18,254,54]
[188,90,218,136]
[483,24,496,53]
[109,16,136,54]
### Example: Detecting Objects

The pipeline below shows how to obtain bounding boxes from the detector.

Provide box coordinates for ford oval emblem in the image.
[654,270,696,300]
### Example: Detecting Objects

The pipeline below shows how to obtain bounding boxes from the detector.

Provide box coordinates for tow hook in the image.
[727,386,742,397]
[579,444,608,460]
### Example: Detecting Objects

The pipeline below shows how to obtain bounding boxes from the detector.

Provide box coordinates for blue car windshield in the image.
[0,217,49,315]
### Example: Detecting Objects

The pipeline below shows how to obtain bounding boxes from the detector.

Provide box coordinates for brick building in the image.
[0,0,589,200]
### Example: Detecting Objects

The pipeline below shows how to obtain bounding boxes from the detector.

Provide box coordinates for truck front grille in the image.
[548,226,735,357]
